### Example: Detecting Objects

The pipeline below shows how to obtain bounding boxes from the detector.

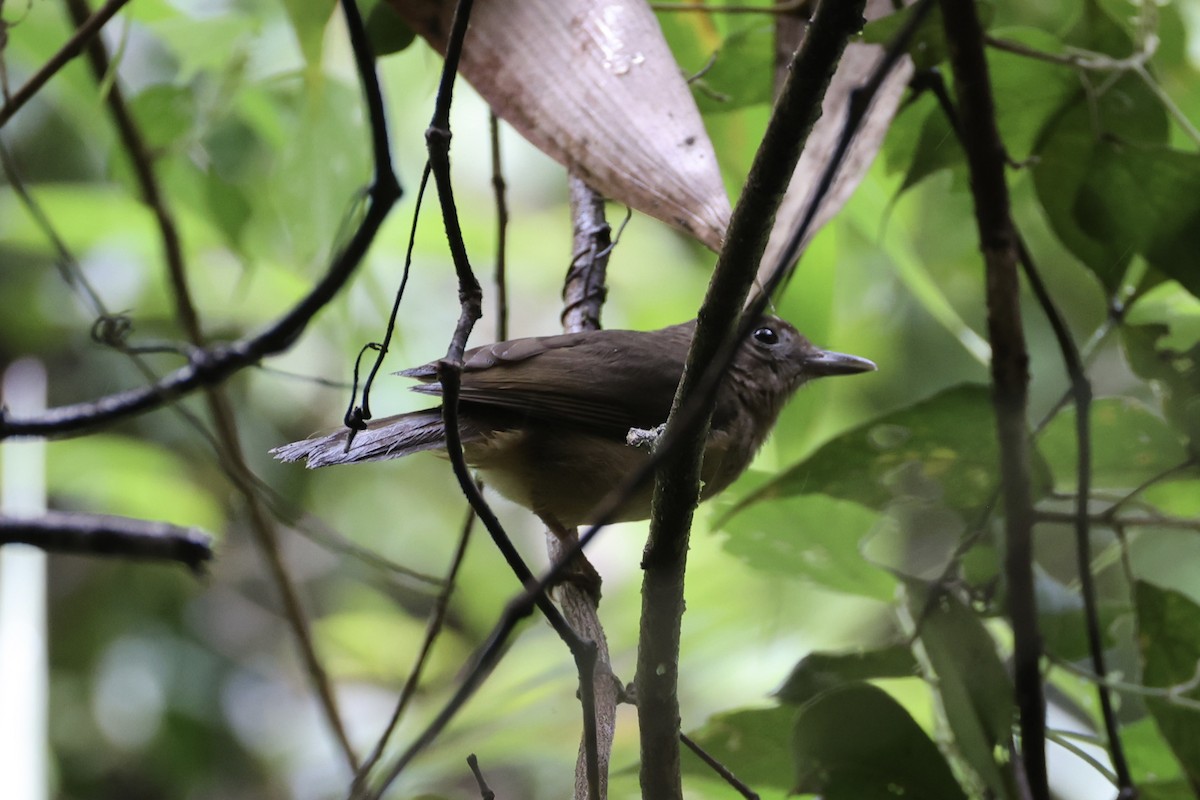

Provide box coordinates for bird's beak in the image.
[805,348,877,376]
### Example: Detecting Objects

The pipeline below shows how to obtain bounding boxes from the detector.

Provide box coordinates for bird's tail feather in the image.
[271,409,452,468]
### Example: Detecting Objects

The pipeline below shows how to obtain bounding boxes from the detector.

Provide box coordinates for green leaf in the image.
[1122,324,1200,447]
[1038,397,1189,491]
[1138,782,1200,800]
[363,0,416,57]
[282,0,336,66]
[791,682,968,799]
[987,28,1081,160]
[740,385,1044,512]
[129,84,196,152]
[1122,716,1184,785]
[718,495,895,599]
[862,3,947,71]
[1134,581,1200,791]
[1064,0,1137,57]
[1141,478,1200,519]
[897,105,962,194]
[1130,526,1200,608]
[1035,566,1125,661]
[314,610,467,682]
[776,644,918,706]
[45,436,222,533]
[911,587,1017,799]
[1127,281,1200,353]
[681,705,796,790]
[692,22,774,114]
[1077,146,1200,299]
[1030,0,1172,294]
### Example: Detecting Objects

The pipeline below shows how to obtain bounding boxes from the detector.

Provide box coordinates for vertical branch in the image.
[420,0,578,641]
[938,1,1045,797]
[403,5,604,796]
[1016,241,1134,796]
[489,112,510,342]
[636,1,867,797]
[557,172,616,800]
[561,174,611,333]
[426,0,482,360]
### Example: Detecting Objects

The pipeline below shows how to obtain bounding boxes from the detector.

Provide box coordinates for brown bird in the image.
[272,316,875,535]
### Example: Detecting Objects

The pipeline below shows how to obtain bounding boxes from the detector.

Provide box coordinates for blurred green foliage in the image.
[1,0,1199,798]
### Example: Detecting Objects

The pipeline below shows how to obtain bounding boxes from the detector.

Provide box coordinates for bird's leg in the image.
[542,515,603,602]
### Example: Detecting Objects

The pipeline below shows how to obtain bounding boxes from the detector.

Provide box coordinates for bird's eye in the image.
[752,326,779,345]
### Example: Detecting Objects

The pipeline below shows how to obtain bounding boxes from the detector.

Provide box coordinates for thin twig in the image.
[1044,730,1119,786]
[983,35,1154,73]
[651,0,807,14]
[362,0,599,793]
[939,1,1045,797]
[345,162,428,436]
[360,2,928,792]
[0,0,133,129]
[351,503,477,794]
[637,0,869,796]
[55,0,405,772]
[466,754,496,800]
[680,732,760,800]
[0,18,401,441]
[1050,657,1200,712]
[1036,510,1200,531]
[489,112,509,342]
[1015,238,1133,794]
[1101,458,1198,518]
[0,511,211,572]
[560,173,616,800]
[418,0,579,642]
[0,141,108,315]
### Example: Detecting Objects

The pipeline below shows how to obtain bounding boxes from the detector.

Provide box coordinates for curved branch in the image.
[0,138,400,440]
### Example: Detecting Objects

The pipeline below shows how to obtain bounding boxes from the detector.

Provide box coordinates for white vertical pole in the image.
[0,359,49,800]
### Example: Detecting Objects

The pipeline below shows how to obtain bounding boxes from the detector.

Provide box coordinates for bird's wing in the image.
[399,325,696,435]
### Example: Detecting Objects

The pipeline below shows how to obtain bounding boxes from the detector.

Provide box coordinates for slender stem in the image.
[680,733,760,799]
[1015,240,1133,793]
[561,173,615,800]
[939,1,1045,796]
[0,0,134,129]
[636,1,867,796]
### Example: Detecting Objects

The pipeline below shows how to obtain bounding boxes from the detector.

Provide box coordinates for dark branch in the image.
[0,512,211,572]
[0,0,133,130]
[561,174,612,334]
[0,0,400,441]
[681,732,760,800]
[466,754,496,800]
[938,0,1045,796]
[1015,239,1133,796]
[359,1,601,795]
[637,1,868,795]
[560,174,615,800]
